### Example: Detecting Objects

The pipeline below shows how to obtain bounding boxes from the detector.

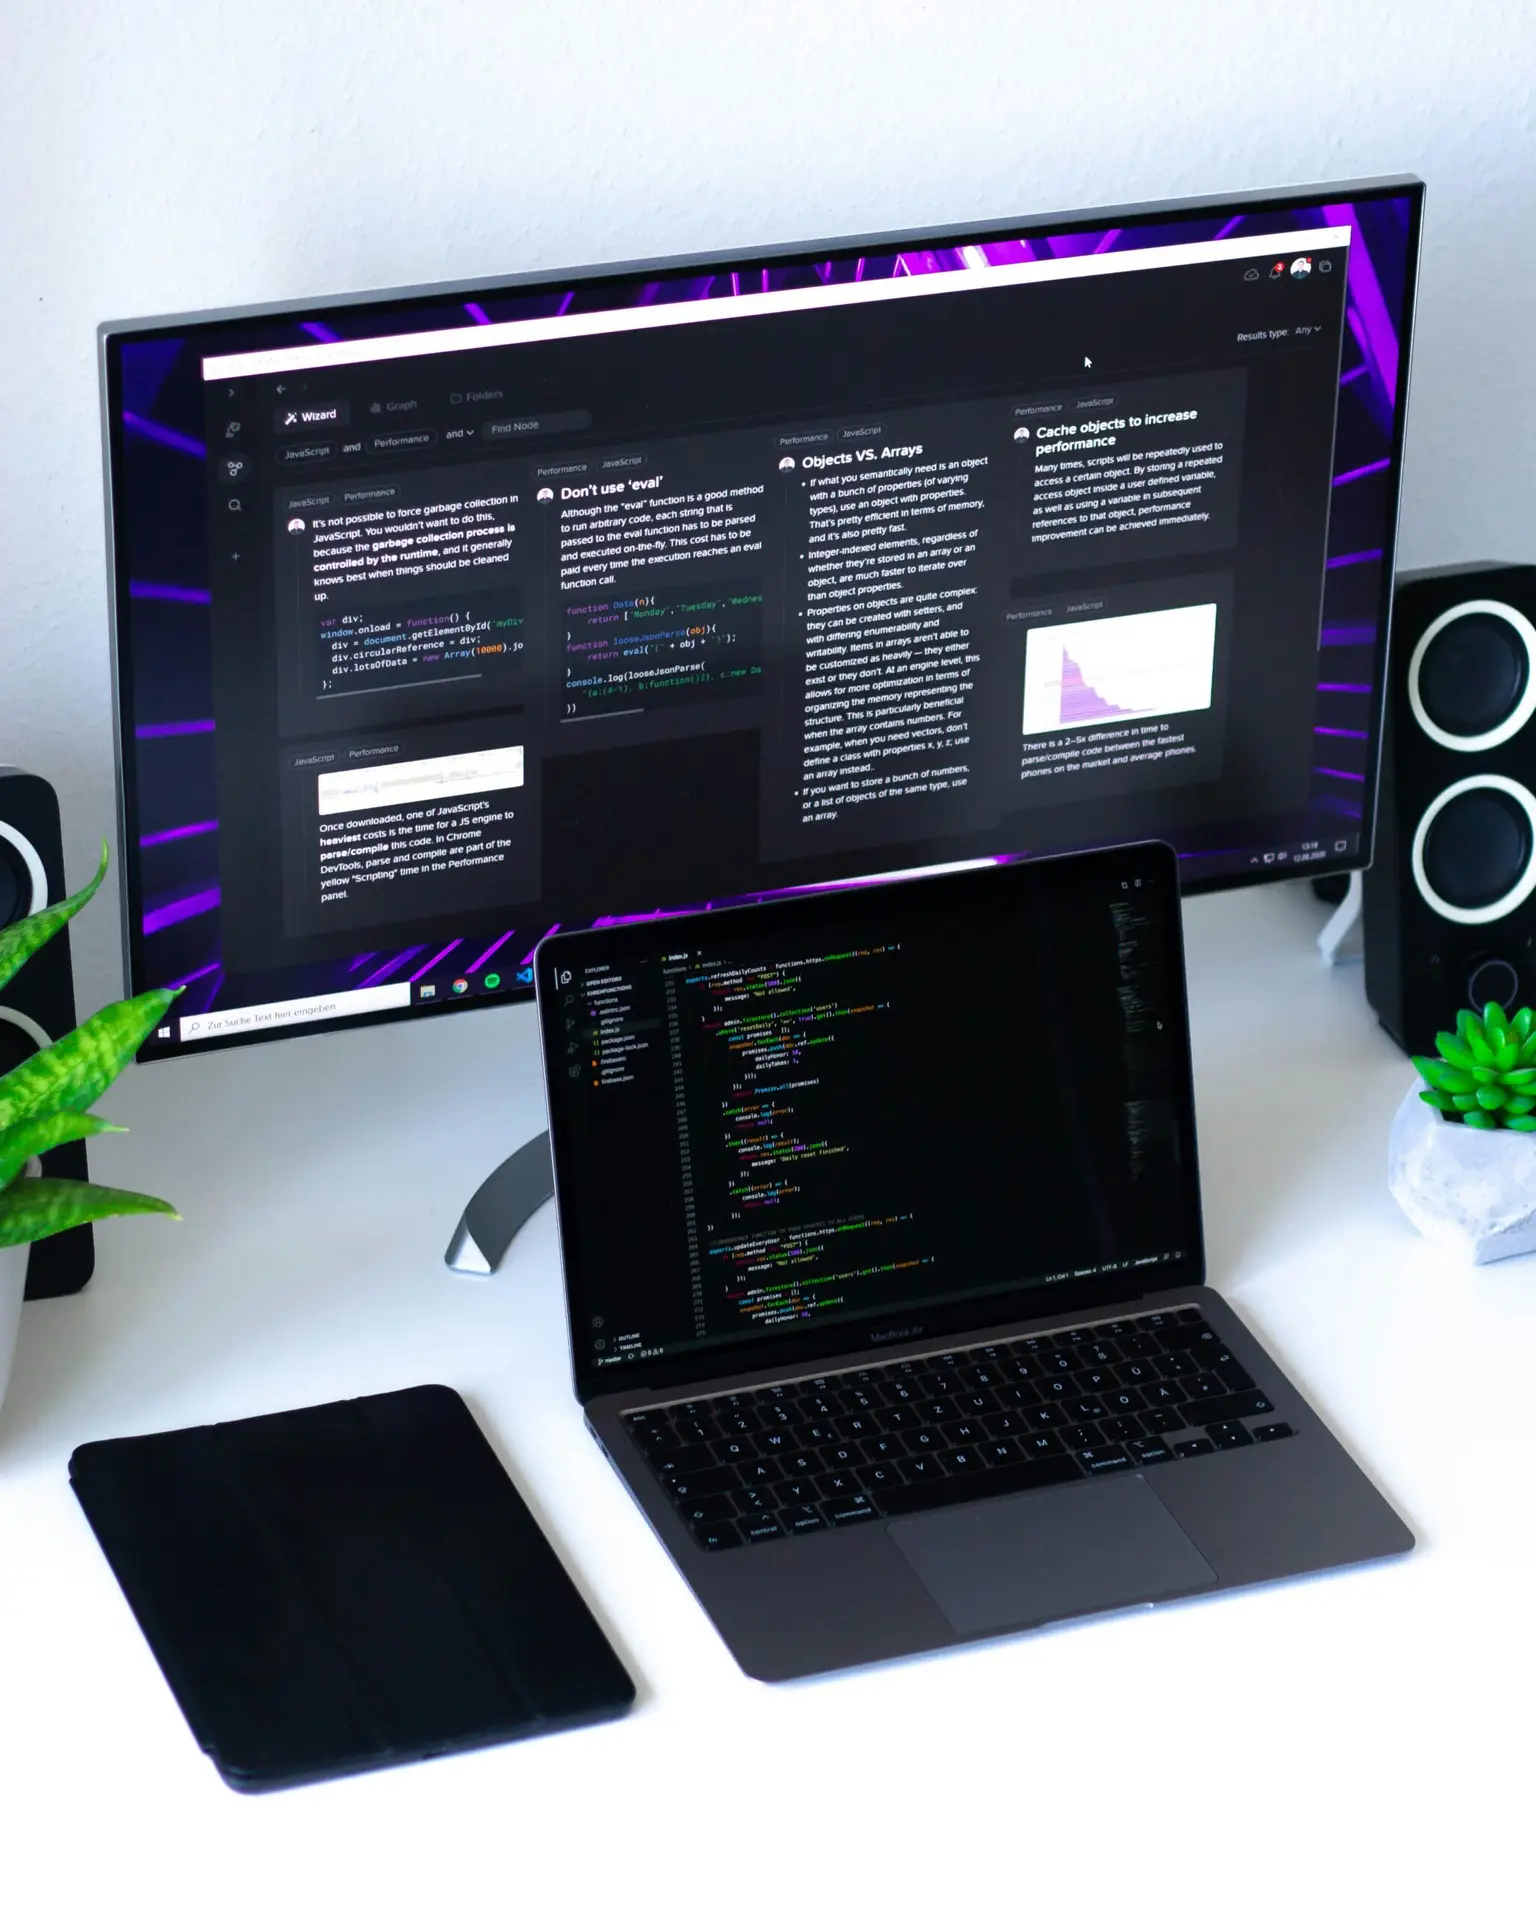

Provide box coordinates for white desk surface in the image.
[2,880,1530,1917]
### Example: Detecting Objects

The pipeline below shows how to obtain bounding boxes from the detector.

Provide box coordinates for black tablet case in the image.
[69,1385,635,1791]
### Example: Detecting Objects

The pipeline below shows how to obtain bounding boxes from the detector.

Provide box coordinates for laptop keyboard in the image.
[621,1305,1296,1550]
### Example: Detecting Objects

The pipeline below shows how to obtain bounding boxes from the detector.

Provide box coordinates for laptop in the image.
[535,842,1412,1681]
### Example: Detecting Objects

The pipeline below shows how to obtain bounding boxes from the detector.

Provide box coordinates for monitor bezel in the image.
[100,174,1425,1059]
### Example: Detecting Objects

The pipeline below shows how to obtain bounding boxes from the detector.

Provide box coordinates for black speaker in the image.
[1364,564,1536,1056]
[0,767,95,1299]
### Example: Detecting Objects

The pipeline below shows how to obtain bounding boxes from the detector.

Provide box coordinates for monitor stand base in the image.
[444,1131,555,1275]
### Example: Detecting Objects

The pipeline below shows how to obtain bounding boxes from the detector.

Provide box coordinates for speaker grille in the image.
[1408,599,1536,751]
[1412,775,1536,925]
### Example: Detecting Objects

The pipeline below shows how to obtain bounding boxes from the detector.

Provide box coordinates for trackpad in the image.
[888,1476,1217,1636]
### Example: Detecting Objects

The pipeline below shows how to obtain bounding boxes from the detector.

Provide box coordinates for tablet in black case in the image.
[69,1385,635,1791]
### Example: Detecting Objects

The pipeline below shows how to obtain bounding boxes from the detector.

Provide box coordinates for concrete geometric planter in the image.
[1388,1081,1536,1264]
[0,1239,26,1414]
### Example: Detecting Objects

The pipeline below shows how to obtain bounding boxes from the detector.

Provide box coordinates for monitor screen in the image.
[538,843,1198,1399]
[102,177,1422,1057]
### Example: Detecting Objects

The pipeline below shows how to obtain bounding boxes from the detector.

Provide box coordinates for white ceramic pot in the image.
[0,1239,27,1414]
[1388,1081,1536,1264]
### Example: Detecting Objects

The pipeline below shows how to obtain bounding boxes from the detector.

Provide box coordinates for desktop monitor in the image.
[101,175,1422,1060]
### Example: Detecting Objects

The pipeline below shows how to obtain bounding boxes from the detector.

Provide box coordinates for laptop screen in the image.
[539,843,1202,1398]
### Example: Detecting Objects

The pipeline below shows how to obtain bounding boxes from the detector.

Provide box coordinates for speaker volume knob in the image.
[1467,956,1520,1013]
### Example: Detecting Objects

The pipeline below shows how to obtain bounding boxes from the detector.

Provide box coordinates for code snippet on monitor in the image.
[666,941,939,1333]
[318,594,525,696]
[561,581,763,718]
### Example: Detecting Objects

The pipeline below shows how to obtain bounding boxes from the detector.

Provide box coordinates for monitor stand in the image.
[444,1132,555,1275]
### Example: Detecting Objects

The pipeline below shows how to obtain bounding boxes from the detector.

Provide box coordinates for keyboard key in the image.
[711,1438,754,1464]
[862,1462,905,1494]
[958,1391,998,1415]
[1129,1438,1174,1466]
[999,1382,1042,1408]
[1216,1361,1257,1393]
[648,1441,714,1473]
[1140,1409,1185,1433]
[679,1493,739,1524]
[941,1447,985,1475]
[777,1477,818,1504]
[690,1519,743,1550]
[981,1440,1020,1465]
[743,1517,786,1544]
[1104,1388,1145,1414]
[1072,1398,1108,1420]
[816,1469,863,1498]
[822,1496,878,1527]
[1206,1422,1254,1450]
[1021,1432,1063,1458]
[908,1429,944,1452]
[779,1505,828,1536]
[1184,1373,1227,1401]
[1102,1416,1145,1443]
[1174,1438,1216,1458]
[825,1443,866,1470]
[1253,1423,1295,1442]
[1061,1425,1101,1450]
[866,1435,907,1462]
[1077,1445,1134,1475]
[900,1454,949,1485]
[1028,1405,1065,1428]
[982,1411,1025,1437]
[1084,1342,1120,1366]
[879,1452,1082,1517]
[1122,1333,1160,1356]
[834,1415,875,1440]
[665,1465,740,1499]
[1180,1390,1274,1426]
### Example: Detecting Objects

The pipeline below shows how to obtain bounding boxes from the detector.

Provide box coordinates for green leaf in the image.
[0,843,108,997]
[1476,1085,1508,1110]
[1466,1025,1496,1066]
[1485,1002,1510,1043]
[1515,1008,1534,1043]
[1506,1115,1536,1132]
[0,1176,178,1248]
[1503,1067,1536,1087]
[1423,1064,1475,1093]
[1452,1092,1480,1111]
[1496,1040,1521,1072]
[0,987,178,1134]
[1457,1008,1481,1045]
[1463,1110,1496,1130]
[1472,1065,1498,1085]
[1522,1033,1536,1067]
[1504,1093,1536,1116]
[1433,1034,1478,1072]
[1418,1089,1457,1112]
[0,1112,122,1191]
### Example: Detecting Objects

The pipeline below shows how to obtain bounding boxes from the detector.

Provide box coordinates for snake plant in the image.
[0,846,180,1247]
[1411,1003,1536,1133]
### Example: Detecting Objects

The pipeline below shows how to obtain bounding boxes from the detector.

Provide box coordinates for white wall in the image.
[3,0,1532,1007]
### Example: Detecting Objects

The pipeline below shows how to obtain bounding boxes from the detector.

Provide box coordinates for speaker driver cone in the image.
[0,822,47,929]
[1407,599,1536,751]
[1411,775,1536,925]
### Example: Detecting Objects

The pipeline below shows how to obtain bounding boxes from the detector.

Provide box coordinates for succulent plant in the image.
[0,846,180,1247]
[1411,1003,1536,1132]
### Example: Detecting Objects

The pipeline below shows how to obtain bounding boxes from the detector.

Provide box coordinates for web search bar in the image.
[179,982,411,1043]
